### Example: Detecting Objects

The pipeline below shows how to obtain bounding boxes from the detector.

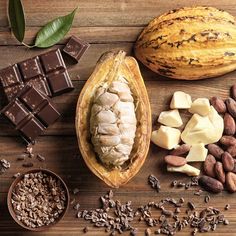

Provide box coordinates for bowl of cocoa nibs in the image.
[7,169,70,231]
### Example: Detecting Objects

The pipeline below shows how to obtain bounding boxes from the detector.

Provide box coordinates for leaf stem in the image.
[21,41,35,48]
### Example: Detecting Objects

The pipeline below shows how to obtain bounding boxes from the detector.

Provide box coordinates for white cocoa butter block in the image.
[186,143,208,162]
[158,109,183,127]
[167,164,200,176]
[181,106,223,145]
[151,126,181,150]
[189,98,211,116]
[170,91,192,109]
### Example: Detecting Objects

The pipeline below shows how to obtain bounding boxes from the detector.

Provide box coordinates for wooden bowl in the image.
[7,169,70,231]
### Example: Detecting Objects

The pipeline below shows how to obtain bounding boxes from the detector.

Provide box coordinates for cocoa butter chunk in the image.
[170,91,192,109]
[167,164,200,176]
[189,98,211,116]
[151,126,181,150]
[181,106,223,145]
[186,143,207,162]
[158,109,183,127]
[199,175,224,193]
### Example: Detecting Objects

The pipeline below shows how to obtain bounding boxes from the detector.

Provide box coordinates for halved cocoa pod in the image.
[75,51,152,188]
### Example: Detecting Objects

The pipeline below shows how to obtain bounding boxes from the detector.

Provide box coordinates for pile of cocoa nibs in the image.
[11,171,67,228]
[76,189,229,236]
[200,84,236,193]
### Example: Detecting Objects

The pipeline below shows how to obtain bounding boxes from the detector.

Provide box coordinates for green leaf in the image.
[8,0,25,42]
[34,7,77,48]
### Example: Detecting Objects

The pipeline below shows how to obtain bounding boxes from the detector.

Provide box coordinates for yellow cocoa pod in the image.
[135,6,236,80]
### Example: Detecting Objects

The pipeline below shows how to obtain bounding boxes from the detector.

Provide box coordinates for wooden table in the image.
[0,0,236,235]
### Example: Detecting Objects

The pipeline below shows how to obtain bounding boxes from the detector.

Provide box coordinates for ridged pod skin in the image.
[75,51,152,188]
[135,6,236,80]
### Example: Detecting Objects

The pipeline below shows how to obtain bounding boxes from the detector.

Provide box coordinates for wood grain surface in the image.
[0,0,236,235]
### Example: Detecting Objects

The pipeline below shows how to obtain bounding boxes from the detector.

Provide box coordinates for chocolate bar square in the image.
[4,84,24,102]
[47,71,73,96]
[18,57,44,81]
[40,49,65,74]
[1,85,61,143]
[37,102,60,126]
[4,100,29,125]
[63,36,90,63]
[0,65,22,87]
[19,116,45,142]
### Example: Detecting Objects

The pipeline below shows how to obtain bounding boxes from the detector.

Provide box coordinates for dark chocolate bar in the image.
[1,85,60,143]
[63,36,90,63]
[0,49,74,102]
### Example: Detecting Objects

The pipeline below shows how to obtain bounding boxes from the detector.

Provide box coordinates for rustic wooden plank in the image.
[0,136,235,235]
[1,0,236,27]
[0,76,232,137]
[0,26,142,45]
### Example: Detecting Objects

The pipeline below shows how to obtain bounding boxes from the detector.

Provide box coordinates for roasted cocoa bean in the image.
[169,144,190,156]
[231,84,236,100]
[207,144,224,160]
[214,162,225,184]
[227,145,236,157]
[222,152,234,172]
[224,113,236,135]
[210,97,226,113]
[225,98,236,118]
[226,172,236,193]
[199,175,224,193]
[164,155,186,167]
[204,154,216,178]
[220,136,236,146]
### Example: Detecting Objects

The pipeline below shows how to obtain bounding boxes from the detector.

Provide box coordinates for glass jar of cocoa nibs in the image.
[7,169,70,231]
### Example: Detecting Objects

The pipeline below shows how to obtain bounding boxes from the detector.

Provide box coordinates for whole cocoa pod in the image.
[204,154,216,178]
[199,175,224,193]
[222,152,234,172]
[224,113,236,135]
[210,97,226,113]
[225,98,236,118]
[215,161,226,184]
[226,172,236,192]
[207,144,224,160]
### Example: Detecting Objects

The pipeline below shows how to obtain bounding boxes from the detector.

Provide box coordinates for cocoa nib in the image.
[148,174,161,192]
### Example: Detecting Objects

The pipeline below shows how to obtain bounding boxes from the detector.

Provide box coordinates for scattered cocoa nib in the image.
[170,177,199,190]
[225,204,230,210]
[13,172,21,178]
[17,154,26,161]
[0,159,10,174]
[25,144,34,158]
[22,162,34,168]
[72,188,79,195]
[77,190,229,235]
[11,171,67,228]
[204,195,210,203]
[148,174,161,192]
[36,154,45,162]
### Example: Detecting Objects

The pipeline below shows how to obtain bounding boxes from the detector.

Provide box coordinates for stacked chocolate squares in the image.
[0,36,90,143]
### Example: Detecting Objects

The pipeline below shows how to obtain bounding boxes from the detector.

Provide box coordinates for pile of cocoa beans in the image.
[200,84,236,193]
